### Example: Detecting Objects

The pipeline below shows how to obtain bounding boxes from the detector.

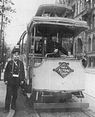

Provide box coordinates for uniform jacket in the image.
[4,59,25,86]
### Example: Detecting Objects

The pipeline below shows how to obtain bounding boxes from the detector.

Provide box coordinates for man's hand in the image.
[4,81,8,85]
[54,49,58,53]
[68,51,71,56]
[20,81,24,85]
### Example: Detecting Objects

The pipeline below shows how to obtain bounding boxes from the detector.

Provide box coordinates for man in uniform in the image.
[4,47,25,112]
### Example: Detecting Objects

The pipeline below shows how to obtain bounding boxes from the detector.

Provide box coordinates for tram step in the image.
[34,102,89,110]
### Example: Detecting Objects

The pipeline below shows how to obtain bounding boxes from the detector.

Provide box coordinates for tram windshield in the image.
[28,17,88,58]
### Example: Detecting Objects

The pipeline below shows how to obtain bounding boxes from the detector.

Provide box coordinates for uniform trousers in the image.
[5,84,19,110]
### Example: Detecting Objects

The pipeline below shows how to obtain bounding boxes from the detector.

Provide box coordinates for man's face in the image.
[13,52,19,60]
[52,37,57,42]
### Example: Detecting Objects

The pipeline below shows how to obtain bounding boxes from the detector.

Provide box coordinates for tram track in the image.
[31,97,93,117]
[24,91,95,117]
[81,109,95,117]
[32,109,95,117]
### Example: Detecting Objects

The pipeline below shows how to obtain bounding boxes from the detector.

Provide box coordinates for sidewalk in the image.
[0,80,6,109]
[0,80,7,117]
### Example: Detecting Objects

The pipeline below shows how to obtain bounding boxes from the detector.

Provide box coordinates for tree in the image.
[0,0,15,79]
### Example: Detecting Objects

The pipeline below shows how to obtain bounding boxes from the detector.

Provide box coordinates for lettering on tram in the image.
[53,62,74,78]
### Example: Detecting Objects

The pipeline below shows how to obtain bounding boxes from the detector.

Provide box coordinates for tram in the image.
[18,4,89,109]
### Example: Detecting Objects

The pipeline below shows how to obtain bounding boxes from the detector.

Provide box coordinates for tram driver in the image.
[46,36,68,57]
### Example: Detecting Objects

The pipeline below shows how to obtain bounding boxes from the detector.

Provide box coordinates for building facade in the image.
[68,0,95,68]
[56,0,95,68]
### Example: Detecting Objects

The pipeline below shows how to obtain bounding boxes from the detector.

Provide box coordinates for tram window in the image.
[34,39,43,54]
[62,38,73,55]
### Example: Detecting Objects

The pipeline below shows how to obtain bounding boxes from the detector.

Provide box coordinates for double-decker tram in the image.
[18,4,89,109]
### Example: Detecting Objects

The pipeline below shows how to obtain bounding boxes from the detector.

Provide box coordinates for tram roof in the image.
[28,16,88,38]
[35,4,72,17]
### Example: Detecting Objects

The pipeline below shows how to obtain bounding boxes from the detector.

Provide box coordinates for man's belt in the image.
[13,74,19,77]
